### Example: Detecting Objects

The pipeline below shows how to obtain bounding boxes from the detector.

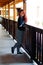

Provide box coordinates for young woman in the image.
[11,9,27,54]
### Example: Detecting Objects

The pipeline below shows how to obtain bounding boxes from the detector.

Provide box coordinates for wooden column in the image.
[8,3,10,32]
[23,0,26,12]
[2,7,4,17]
[3,6,5,17]
[3,7,4,17]
[4,6,5,17]
[8,4,10,19]
[13,0,16,21]
[5,5,6,18]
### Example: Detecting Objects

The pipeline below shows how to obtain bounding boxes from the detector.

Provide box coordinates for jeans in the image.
[14,29,24,53]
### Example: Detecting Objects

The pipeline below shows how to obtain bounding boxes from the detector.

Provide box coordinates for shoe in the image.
[17,52,22,54]
[11,47,14,53]
[29,59,33,63]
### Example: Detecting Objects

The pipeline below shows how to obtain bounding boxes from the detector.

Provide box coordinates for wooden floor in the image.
[0,24,37,65]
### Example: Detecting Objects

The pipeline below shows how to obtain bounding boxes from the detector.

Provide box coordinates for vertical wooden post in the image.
[3,6,5,18]
[13,0,16,21]
[5,5,6,18]
[2,7,4,17]
[23,0,26,12]
[12,0,16,38]
[8,4,10,19]
[3,6,5,17]
[7,3,10,32]
[3,7,4,17]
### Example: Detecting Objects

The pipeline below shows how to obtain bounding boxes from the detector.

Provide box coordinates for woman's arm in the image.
[23,10,27,23]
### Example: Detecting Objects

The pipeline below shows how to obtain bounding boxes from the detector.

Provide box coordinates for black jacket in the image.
[18,16,25,31]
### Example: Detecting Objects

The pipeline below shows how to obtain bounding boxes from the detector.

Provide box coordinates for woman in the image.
[11,9,27,54]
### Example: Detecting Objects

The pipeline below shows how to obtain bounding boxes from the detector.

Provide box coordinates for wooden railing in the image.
[1,17,43,65]
[24,25,43,65]
[2,17,17,39]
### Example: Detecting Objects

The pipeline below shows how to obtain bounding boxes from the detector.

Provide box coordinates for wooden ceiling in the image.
[0,0,13,7]
[0,0,23,7]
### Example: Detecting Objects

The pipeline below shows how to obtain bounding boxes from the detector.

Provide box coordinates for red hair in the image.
[19,9,27,22]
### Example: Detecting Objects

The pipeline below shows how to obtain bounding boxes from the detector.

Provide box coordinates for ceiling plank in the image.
[0,0,23,7]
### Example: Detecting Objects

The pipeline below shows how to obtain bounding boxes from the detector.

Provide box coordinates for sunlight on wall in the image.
[10,9,13,16]
[26,0,43,29]
[0,8,2,10]
[15,2,23,9]
[10,9,13,20]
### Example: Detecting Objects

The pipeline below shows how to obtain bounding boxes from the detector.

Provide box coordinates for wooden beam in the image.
[13,0,16,21]
[3,6,4,17]
[3,7,4,17]
[8,3,10,19]
[5,5,6,18]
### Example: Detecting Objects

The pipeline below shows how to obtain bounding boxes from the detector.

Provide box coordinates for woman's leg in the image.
[16,30,24,53]
[11,43,18,53]
[11,29,22,53]
[11,29,24,54]
[11,42,21,54]
[16,30,23,53]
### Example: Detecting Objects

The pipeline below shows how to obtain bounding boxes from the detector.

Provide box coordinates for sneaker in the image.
[11,47,14,53]
[17,52,22,54]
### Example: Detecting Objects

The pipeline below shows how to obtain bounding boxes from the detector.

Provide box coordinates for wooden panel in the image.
[0,0,23,7]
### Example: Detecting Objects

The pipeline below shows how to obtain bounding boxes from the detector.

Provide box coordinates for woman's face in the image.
[20,11,25,17]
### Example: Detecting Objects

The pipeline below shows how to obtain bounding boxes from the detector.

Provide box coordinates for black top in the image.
[18,16,25,31]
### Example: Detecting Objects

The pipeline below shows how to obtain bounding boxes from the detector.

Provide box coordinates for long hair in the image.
[19,9,24,16]
[19,9,27,22]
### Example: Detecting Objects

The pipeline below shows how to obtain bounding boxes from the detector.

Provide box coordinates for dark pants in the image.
[13,29,24,53]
